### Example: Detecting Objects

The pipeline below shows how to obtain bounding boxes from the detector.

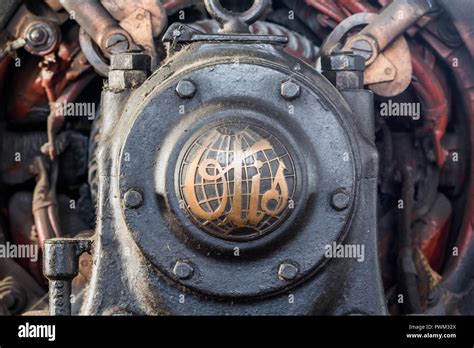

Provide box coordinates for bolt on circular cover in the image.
[176,79,197,98]
[124,189,143,208]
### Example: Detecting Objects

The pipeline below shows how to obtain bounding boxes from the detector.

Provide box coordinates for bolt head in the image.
[104,33,130,55]
[278,262,298,281]
[280,81,301,101]
[27,26,48,46]
[124,189,143,208]
[323,71,364,90]
[109,70,148,90]
[176,79,197,98]
[111,53,151,71]
[350,39,373,60]
[330,191,350,211]
[173,261,194,280]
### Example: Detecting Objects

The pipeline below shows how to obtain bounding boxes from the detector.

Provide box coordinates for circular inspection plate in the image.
[119,60,357,298]
[177,122,297,242]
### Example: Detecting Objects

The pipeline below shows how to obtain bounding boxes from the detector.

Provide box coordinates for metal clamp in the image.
[204,0,270,33]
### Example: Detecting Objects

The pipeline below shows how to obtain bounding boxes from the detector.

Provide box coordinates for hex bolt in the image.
[350,39,374,61]
[278,262,298,281]
[27,25,48,47]
[111,52,151,71]
[123,189,143,209]
[173,261,194,280]
[321,53,366,71]
[280,80,301,101]
[108,52,151,90]
[321,53,365,90]
[330,190,350,211]
[176,79,197,98]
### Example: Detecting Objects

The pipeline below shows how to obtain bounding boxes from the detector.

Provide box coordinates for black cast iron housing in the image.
[66,20,387,315]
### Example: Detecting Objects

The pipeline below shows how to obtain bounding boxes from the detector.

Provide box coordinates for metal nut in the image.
[173,261,194,280]
[27,25,49,47]
[330,190,350,211]
[109,70,148,90]
[176,79,197,98]
[111,52,151,71]
[278,262,298,281]
[123,189,143,209]
[322,71,364,90]
[24,22,59,55]
[321,53,365,71]
[280,80,301,101]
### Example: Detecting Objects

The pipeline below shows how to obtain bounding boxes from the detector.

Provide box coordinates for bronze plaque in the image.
[178,123,296,241]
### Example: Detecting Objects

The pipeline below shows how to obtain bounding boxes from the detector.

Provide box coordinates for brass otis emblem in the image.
[178,123,296,241]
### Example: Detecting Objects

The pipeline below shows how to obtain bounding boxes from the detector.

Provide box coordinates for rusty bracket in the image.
[321,7,419,97]
[342,0,433,63]
[60,0,137,58]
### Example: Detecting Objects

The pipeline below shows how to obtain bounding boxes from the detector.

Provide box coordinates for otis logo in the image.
[178,123,296,241]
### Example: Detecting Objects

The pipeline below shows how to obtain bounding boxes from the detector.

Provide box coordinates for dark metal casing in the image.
[79,27,386,315]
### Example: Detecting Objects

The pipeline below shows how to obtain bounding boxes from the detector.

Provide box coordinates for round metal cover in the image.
[119,59,357,298]
[177,122,297,242]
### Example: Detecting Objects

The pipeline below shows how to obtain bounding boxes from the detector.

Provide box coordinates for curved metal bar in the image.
[204,0,270,32]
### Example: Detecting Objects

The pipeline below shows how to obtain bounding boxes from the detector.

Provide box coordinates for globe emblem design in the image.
[178,123,296,241]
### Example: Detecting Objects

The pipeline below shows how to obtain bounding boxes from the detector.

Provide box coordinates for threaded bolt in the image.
[280,81,301,101]
[124,189,143,209]
[278,262,298,281]
[173,261,194,280]
[330,190,350,211]
[176,79,197,98]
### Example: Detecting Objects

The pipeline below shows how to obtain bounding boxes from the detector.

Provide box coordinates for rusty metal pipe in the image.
[337,0,377,14]
[340,0,432,64]
[359,0,432,53]
[59,0,133,56]
[31,157,60,248]
[305,0,345,23]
